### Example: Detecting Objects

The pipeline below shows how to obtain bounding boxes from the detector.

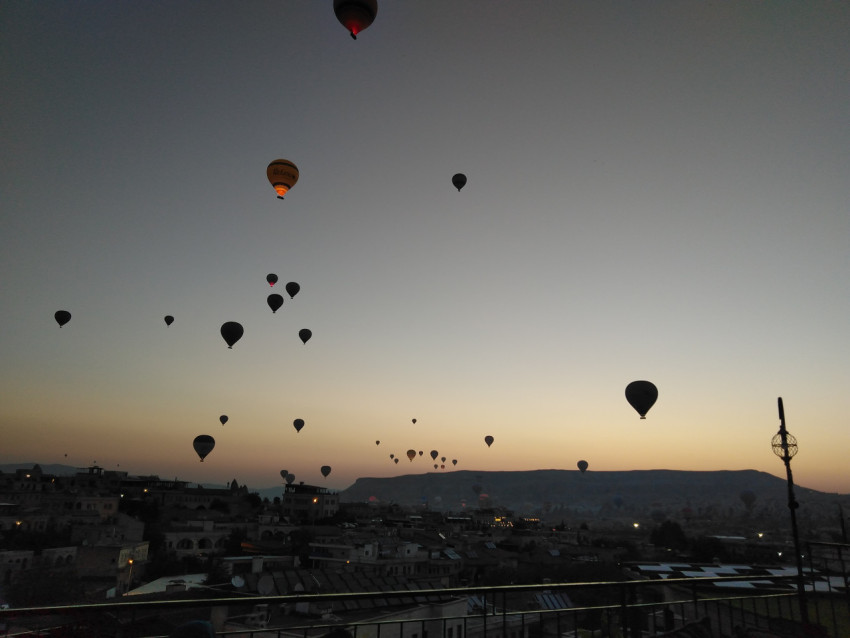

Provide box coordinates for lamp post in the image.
[771,397,808,625]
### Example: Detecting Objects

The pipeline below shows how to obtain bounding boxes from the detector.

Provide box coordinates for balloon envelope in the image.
[299,328,312,344]
[220,322,244,348]
[625,380,658,418]
[376,440,380,445]
[394,458,399,464]
[193,435,215,462]
[320,465,332,478]
[266,273,278,287]
[411,418,417,424]
[333,0,377,39]
[219,415,228,426]
[280,469,288,479]
[406,449,416,461]
[285,282,300,298]
[452,459,457,466]
[267,159,299,198]
[430,450,438,460]
[577,460,588,473]
[267,294,283,313]
[285,474,295,484]
[484,435,494,447]
[293,418,305,432]
[54,310,71,327]
[452,173,467,191]
[164,315,174,326]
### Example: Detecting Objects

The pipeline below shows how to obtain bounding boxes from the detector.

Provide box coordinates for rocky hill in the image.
[340,469,849,524]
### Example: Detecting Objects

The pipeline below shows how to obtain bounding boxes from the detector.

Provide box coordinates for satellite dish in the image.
[257,572,274,595]
[231,575,246,588]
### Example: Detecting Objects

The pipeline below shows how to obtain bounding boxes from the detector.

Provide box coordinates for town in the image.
[2,463,849,636]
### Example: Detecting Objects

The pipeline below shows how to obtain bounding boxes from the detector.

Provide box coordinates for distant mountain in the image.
[339,469,850,520]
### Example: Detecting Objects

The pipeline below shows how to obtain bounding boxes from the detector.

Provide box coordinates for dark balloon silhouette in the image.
[293,418,305,432]
[299,328,312,344]
[484,435,494,447]
[375,440,380,445]
[430,450,438,460]
[267,159,299,199]
[220,322,244,348]
[418,450,423,456]
[406,449,416,461]
[434,464,438,469]
[219,415,228,426]
[625,380,658,418]
[320,465,332,478]
[285,282,300,298]
[452,459,457,466]
[164,315,174,326]
[394,458,399,464]
[280,469,288,480]
[55,310,71,327]
[266,273,278,287]
[267,294,284,313]
[285,474,295,484]
[577,459,588,473]
[452,173,467,191]
[334,0,377,39]
[411,418,417,424]
[441,456,446,463]
[389,453,394,459]
[193,435,215,462]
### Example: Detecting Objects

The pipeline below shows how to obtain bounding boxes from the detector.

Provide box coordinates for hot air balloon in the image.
[280,469,288,480]
[267,294,283,313]
[286,474,295,484]
[389,453,394,459]
[577,459,588,473]
[219,415,228,426]
[54,310,71,327]
[220,322,244,348]
[293,418,305,432]
[193,435,215,462]
[299,328,312,344]
[484,435,494,447]
[418,450,423,456]
[452,173,467,191]
[266,273,278,287]
[440,464,445,469]
[452,459,457,466]
[441,456,446,463]
[267,159,299,199]
[394,458,399,464]
[320,465,331,478]
[411,418,417,424]
[406,449,416,461]
[625,380,658,418]
[164,315,174,326]
[285,282,300,298]
[333,0,377,39]
[433,464,438,469]
[430,450,438,460]
[376,440,380,445]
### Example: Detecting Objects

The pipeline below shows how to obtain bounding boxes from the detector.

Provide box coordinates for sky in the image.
[2,2,849,494]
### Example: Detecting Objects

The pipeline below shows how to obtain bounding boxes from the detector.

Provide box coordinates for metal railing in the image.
[2,570,847,638]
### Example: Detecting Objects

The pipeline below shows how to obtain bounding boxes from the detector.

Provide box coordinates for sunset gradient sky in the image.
[2,2,848,493]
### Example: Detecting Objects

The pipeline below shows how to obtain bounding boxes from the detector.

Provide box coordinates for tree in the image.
[650,520,688,550]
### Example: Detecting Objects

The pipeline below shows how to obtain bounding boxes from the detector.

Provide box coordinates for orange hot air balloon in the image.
[334,0,377,39]
[267,159,299,199]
